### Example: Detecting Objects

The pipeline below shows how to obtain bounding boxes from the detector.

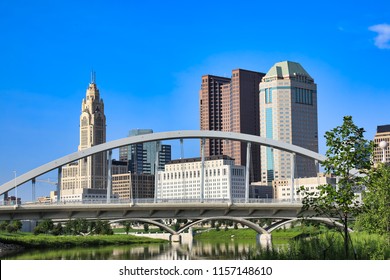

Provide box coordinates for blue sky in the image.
[1,0,390,200]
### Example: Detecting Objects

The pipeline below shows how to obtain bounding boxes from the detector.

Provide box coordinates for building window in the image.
[265,88,273,104]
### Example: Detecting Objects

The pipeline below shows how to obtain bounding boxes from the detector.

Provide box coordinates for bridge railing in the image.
[0,197,303,206]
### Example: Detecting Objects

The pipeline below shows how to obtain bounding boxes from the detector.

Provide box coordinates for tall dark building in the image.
[200,69,265,182]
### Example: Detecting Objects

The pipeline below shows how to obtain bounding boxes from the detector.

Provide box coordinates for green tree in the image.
[120,221,132,234]
[100,221,113,235]
[52,222,63,236]
[13,220,22,231]
[299,116,373,258]
[0,221,9,231]
[64,219,76,235]
[6,220,22,233]
[33,219,54,235]
[356,163,390,240]
[63,219,90,235]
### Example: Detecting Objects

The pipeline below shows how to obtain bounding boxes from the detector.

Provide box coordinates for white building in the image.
[272,173,336,201]
[157,155,245,200]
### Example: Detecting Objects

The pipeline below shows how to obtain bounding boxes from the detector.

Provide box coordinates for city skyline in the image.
[1,1,390,200]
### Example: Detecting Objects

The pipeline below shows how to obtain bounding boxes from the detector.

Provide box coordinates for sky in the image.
[1,0,390,200]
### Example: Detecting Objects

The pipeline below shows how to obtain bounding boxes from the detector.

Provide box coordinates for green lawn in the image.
[0,231,167,249]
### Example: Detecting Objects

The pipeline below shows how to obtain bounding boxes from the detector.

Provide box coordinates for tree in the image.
[120,221,132,234]
[52,222,63,236]
[6,220,22,233]
[100,221,113,235]
[356,163,390,239]
[0,221,10,231]
[33,219,54,235]
[299,116,373,258]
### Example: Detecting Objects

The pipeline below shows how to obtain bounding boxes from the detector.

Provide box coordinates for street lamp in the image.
[379,141,388,163]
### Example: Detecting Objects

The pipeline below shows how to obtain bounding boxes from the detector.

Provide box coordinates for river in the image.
[2,238,267,260]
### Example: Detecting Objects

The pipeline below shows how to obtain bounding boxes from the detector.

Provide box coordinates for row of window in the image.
[162,168,231,180]
[294,87,314,105]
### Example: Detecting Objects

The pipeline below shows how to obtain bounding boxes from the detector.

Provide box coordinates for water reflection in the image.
[3,239,262,260]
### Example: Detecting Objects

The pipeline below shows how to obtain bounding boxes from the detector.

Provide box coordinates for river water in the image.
[2,239,265,260]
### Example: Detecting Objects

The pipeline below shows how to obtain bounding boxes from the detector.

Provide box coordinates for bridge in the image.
[0,130,326,196]
[0,130,331,243]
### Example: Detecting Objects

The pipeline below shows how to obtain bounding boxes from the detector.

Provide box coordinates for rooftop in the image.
[264,61,313,80]
[377,125,390,133]
[168,155,234,165]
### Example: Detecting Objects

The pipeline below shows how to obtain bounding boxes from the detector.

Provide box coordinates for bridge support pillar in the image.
[200,138,205,203]
[170,234,182,243]
[290,153,296,202]
[245,142,251,203]
[57,167,62,203]
[154,142,160,203]
[32,178,36,202]
[256,233,272,248]
[107,150,112,203]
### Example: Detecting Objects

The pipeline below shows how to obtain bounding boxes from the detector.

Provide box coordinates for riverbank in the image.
[0,242,24,258]
[0,232,168,252]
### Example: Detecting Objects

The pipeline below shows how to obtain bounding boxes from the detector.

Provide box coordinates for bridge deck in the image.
[0,202,309,221]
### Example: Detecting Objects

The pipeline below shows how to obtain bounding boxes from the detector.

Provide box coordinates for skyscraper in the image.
[61,73,108,201]
[200,69,265,181]
[200,75,231,156]
[259,61,318,184]
[119,129,172,174]
[78,73,107,189]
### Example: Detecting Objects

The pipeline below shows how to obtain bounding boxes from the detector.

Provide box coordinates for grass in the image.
[194,227,304,241]
[194,228,257,240]
[194,226,390,260]
[248,231,390,260]
[0,231,168,249]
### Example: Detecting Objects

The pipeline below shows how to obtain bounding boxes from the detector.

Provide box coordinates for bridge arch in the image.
[108,218,177,235]
[265,217,352,233]
[0,130,326,195]
[177,216,269,235]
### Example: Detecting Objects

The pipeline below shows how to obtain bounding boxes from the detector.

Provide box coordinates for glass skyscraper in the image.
[119,129,171,174]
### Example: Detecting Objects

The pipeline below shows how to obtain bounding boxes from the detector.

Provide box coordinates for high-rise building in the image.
[119,129,171,174]
[61,73,108,201]
[200,75,231,156]
[259,61,318,184]
[373,125,390,163]
[200,69,265,181]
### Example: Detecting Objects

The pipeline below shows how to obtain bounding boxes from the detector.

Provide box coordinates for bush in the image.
[0,221,9,231]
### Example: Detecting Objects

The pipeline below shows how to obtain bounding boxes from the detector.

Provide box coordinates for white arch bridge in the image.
[0,130,332,243]
[0,130,326,197]
[0,200,347,244]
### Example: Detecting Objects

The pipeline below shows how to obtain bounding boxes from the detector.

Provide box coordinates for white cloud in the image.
[369,23,390,49]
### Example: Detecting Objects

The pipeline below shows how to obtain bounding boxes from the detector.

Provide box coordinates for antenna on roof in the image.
[91,70,96,84]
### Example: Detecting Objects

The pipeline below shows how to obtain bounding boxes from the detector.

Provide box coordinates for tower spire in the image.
[91,70,96,84]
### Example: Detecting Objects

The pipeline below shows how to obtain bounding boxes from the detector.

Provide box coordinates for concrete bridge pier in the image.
[170,234,182,243]
[256,233,272,248]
